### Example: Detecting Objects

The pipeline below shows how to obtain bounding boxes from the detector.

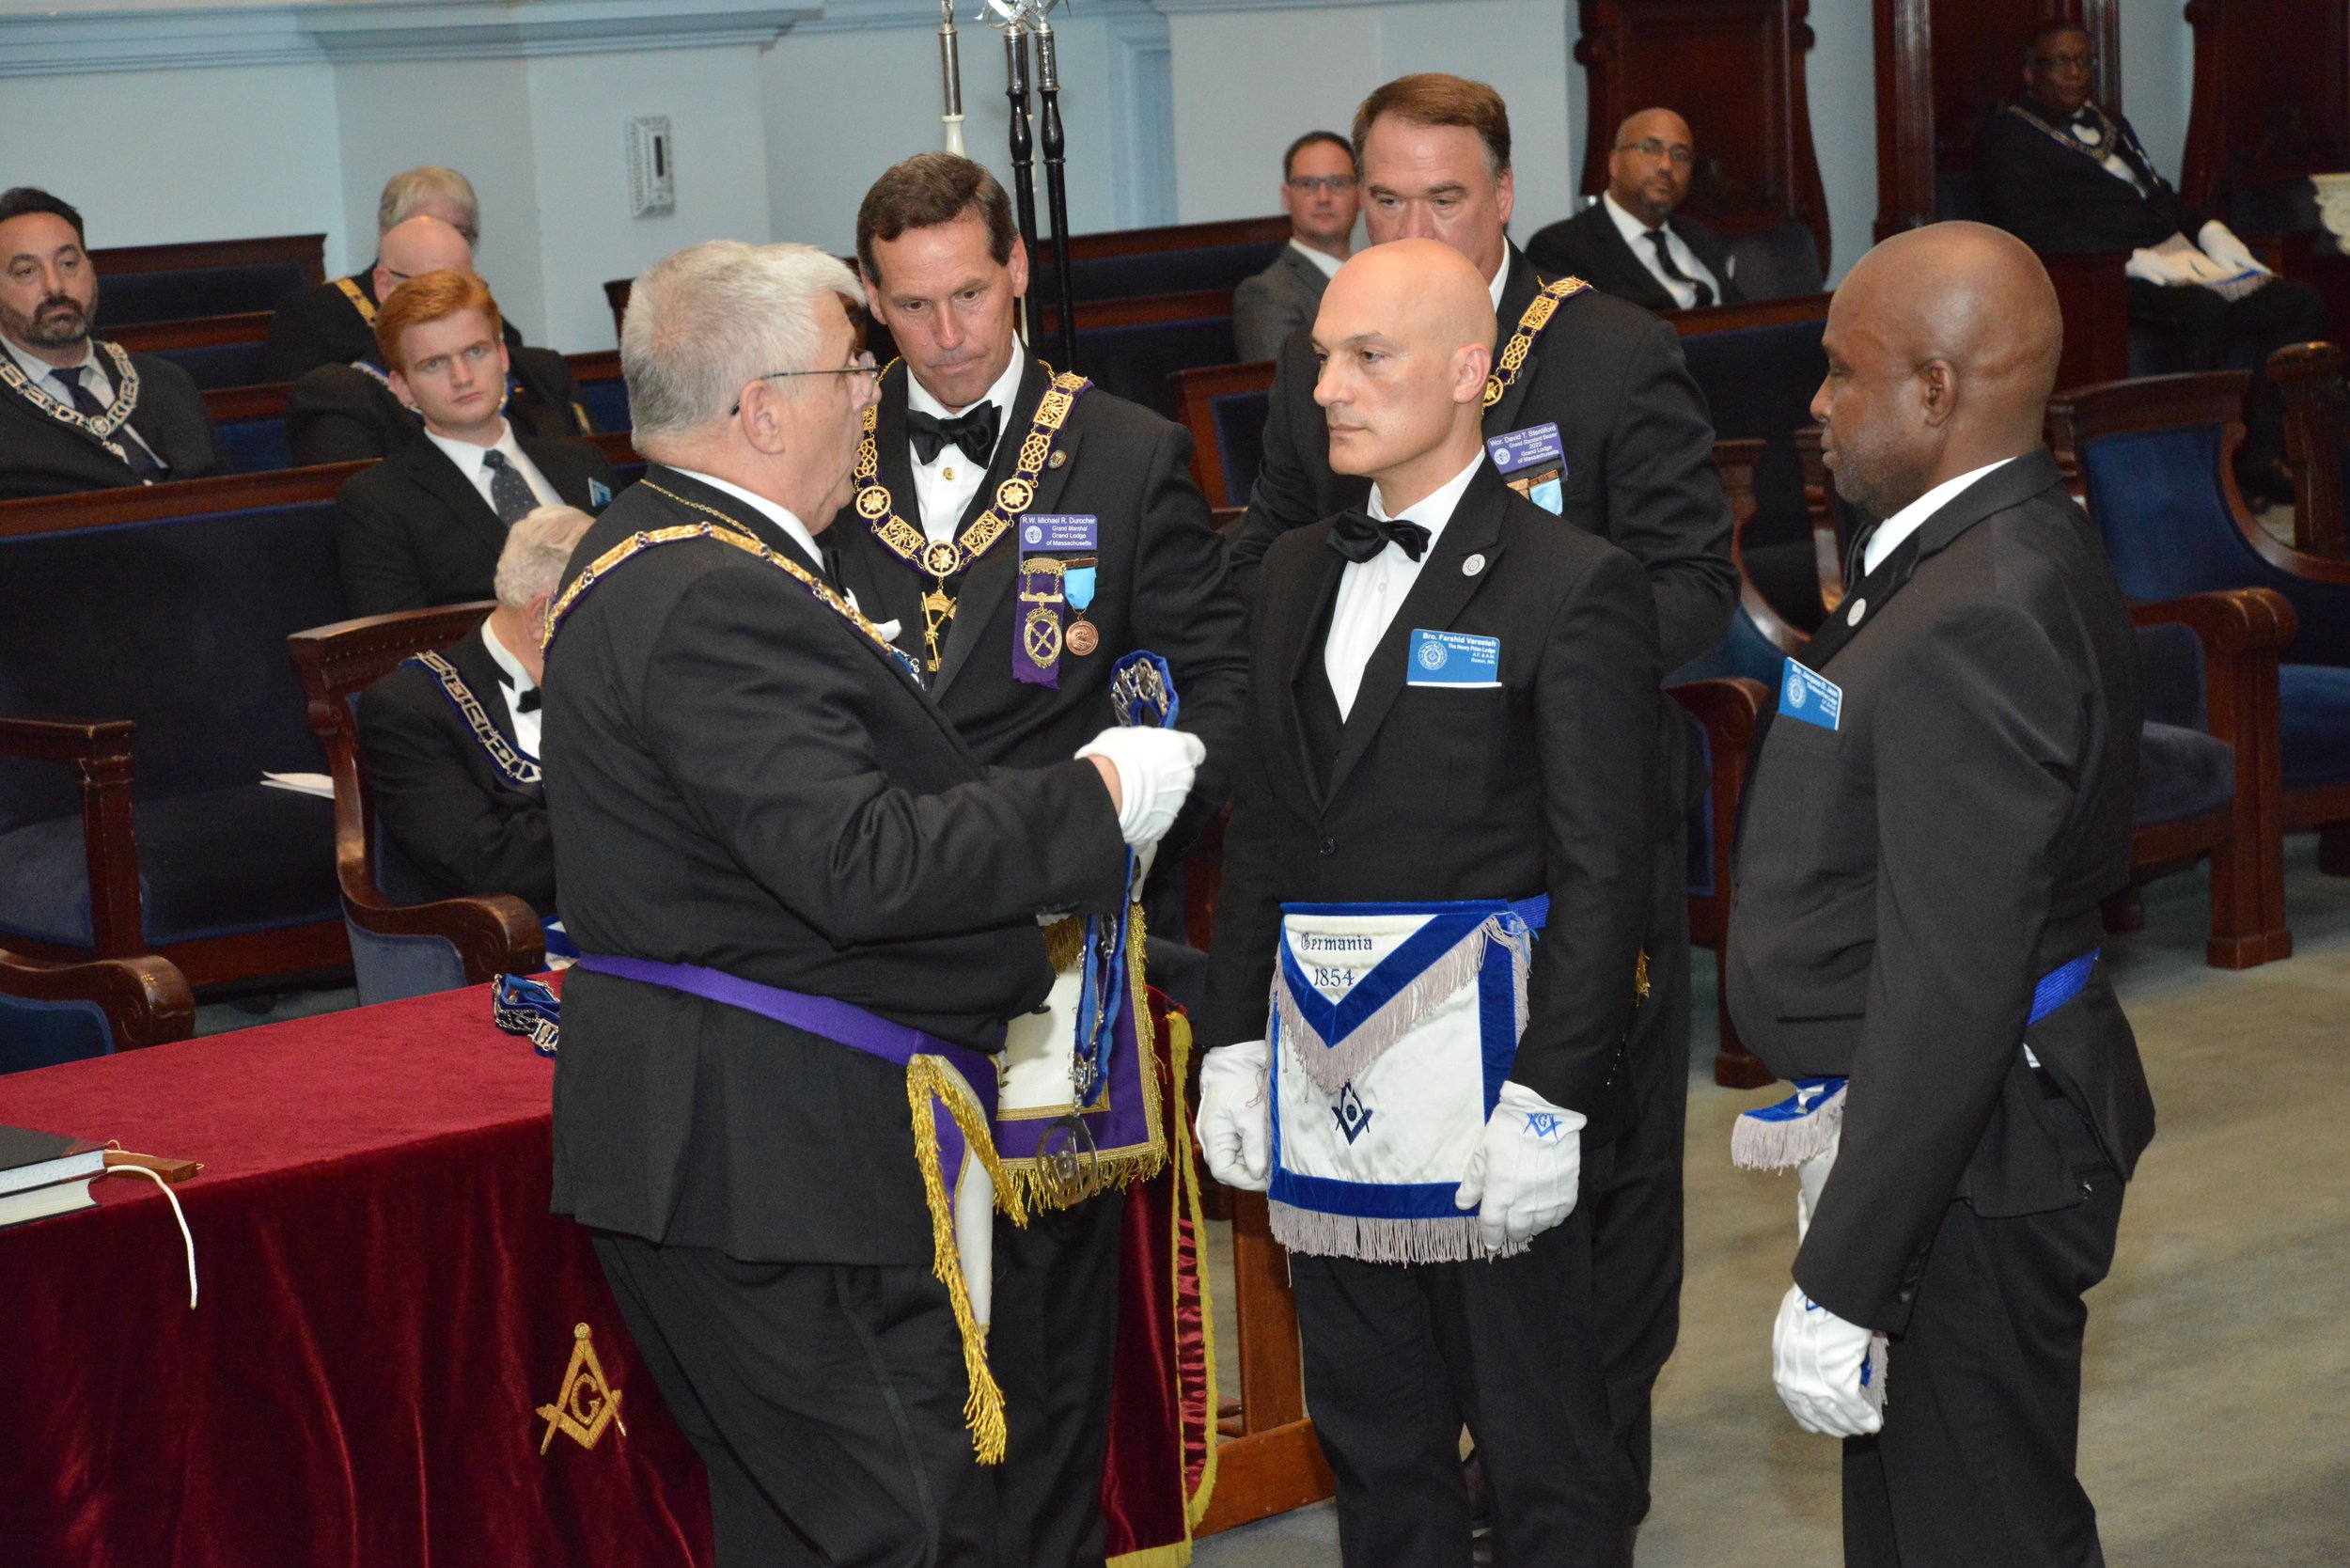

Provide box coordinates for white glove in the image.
[1772,1283,1888,1437]
[1454,1081,1586,1253]
[2197,219,2273,277]
[1076,727,1206,846]
[1195,1041,1271,1190]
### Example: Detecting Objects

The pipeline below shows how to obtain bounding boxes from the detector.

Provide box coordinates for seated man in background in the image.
[1525,108,1741,314]
[334,271,618,615]
[264,165,483,382]
[1977,20,2326,508]
[357,505,591,916]
[1233,130,1359,361]
[287,213,588,466]
[0,186,227,498]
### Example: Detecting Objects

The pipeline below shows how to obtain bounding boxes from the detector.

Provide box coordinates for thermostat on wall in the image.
[628,117,675,217]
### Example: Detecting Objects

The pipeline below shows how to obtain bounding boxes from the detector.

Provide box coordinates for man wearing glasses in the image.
[285,212,591,466]
[1234,130,1361,361]
[1526,109,1742,315]
[830,150,1247,1568]
[265,165,485,382]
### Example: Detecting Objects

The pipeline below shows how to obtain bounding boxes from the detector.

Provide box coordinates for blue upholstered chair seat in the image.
[97,262,313,327]
[2136,722,2237,825]
[215,415,294,475]
[575,377,631,435]
[1081,317,1238,419]
[1212,388,1271,504]
[0,997,116,1074]
[0,785,337,949]
[2280,664,2350,790]
[1040,242,1286,305]
[152,341,269,391]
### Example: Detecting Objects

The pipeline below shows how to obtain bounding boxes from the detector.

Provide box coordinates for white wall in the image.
[2120,0,2196,184]
[0,62,346,264]
[1809,0,1876,281]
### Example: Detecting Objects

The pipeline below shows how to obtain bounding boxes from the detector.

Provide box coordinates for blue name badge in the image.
[1487,423,1565,515]
[1020,513,1098,553]
[1778,659,1843,730]
[1408,629,1502,688]
[588,478,612,507]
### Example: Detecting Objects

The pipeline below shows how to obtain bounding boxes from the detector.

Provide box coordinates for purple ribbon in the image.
[1011,559,1065,689]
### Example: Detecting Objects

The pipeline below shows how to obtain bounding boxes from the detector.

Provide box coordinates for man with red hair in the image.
[333,269,619,615]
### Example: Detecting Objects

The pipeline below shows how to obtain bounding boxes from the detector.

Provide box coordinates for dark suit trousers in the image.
[1588,824,1692,1519]
[592,1232,994,1568]
[2124,274,2329,475]
[988,1190,1125,1568]
[1841,1096,2123,1568]
[1292,1143,1631,1568]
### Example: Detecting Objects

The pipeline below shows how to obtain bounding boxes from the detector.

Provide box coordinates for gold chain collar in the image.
[852,362,1090,580]
[0,340,144,463]
[408,651,543,788]
[1482,276,1590,410]
[541,483,922,682]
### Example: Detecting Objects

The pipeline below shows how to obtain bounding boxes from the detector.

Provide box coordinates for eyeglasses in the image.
[1286,175,1358,196]
[1615,138,1694,166]
[732,353,882,413]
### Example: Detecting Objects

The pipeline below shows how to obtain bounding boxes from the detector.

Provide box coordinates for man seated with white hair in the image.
[538,239,1205,1568]
[356,504,593,917]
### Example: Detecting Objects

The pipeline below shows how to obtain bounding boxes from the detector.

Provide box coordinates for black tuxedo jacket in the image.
[1977,102,2195,256]
[1198,464,1659,1139]
[1232,245,1734,675]
[287,344,585,468]
[1727,451,2154,1333]
[544,468,1129,1264]
[263,267,544,385]
[830,357,1250,866]
[1522,202,1744,316]
[334,429,619,615]
[356,623,555,914]
[0,346,227,499]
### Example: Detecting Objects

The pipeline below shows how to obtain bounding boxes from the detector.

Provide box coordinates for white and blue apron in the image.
[1267,895,1545,1263]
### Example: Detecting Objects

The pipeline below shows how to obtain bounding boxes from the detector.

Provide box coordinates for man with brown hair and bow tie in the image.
[827,150,1247,1568]
[0,186,227,499]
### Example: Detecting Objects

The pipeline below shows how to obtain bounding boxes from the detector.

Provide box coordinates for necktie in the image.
[1644,229,1715,308]
[1327,508,1432,564]
[1842,520,1878,590]
[905,402,1001,466]
[479,449,538,525]
[56,366,164,478]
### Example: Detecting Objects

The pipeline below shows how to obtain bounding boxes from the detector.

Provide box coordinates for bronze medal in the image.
[1064,617,1100,656]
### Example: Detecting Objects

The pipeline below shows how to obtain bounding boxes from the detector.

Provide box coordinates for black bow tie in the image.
[509,685,541,713]
[1327,509,1432,564]
[905,402,1001,466]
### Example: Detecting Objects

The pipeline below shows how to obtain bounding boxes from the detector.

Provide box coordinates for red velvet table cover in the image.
[0,980,1214,1567]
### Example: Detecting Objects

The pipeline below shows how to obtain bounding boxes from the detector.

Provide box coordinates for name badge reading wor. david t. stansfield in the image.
[1408,629,1502,688]
[1486,422,1565,515]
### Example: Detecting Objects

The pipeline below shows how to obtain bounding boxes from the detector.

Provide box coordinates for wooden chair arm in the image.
[2268,340,2346,559]
[2129,587,2296,658]
[1669,675,1769,749]
[0,946,194,1049]
[341,888,545,985]
[0,716,143,957]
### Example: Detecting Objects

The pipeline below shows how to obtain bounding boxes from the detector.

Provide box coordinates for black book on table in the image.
[0,1122,105,1227]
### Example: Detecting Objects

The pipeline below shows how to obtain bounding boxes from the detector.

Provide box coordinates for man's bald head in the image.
[377,215,475,295]
[1312,238,1496,505]
[1608,106,1697,227]
[1812,221,2062,520]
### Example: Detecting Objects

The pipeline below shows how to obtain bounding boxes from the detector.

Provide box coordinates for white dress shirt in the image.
[6,335,166,468]
[1324,451,1486,718]
[1602,191,1725,310]
[2064,117,2150,196]
[1861,457,2016,577]
[666,466,902,641]
[425,418,559,516]
[479,615,542,760]
[906,347,1026,545]
[1289,238,1345,282]
[1488,253,1509,313]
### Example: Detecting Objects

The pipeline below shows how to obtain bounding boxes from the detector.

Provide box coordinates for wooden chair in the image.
[1169,360,1277,510]
[1795,409,2295,969]
[110,310,274,390]
[2049,370,2350,888]
[1036,290,1240,419]
[1032,215,1290,306]
[286,605,545,1004]
[2271,340,2347,559]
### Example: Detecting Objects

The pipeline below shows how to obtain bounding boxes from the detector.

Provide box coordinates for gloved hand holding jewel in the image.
[1076,727,1205,845]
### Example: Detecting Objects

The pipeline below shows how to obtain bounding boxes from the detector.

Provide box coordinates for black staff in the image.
[1003,24,1042,350]
[1033,9,1079,373]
